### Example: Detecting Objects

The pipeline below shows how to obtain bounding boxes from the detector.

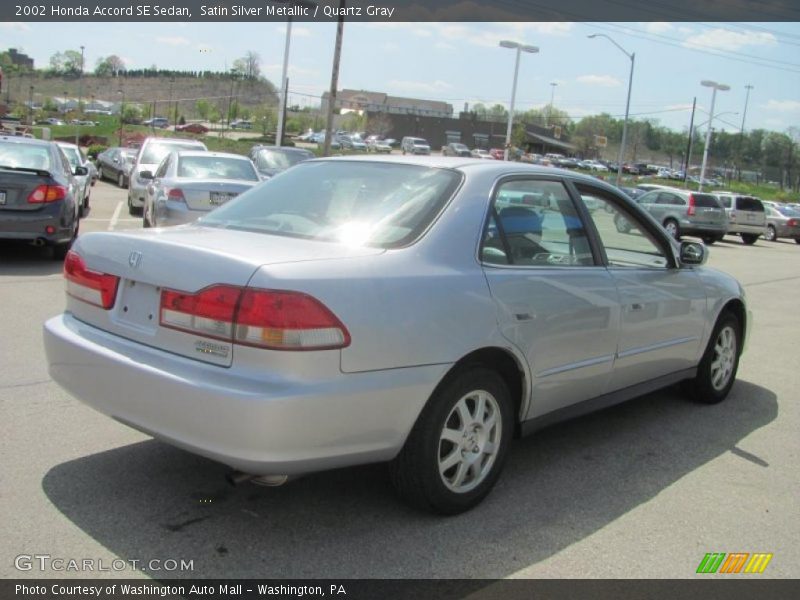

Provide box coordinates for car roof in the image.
[0,135,54,148]
[143,136,205,145]
[172,150,250,159]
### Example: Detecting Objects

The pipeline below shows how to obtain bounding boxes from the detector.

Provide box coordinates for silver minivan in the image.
[712,192,766,245]
[617,187,728,244]
[401,136,431,155]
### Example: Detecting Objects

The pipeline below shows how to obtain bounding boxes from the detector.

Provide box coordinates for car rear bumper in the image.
[0,204,75,243]
[678,222,729,237]
[44,313,448,475]
[728,224,766,235]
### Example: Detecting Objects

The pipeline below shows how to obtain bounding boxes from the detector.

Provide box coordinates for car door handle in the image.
[629,303,644,311]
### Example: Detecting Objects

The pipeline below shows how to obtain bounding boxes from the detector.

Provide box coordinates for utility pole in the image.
[75,45,85,146]
[737,84,753,179]
[683,97,696,188]
[323,0,345,157]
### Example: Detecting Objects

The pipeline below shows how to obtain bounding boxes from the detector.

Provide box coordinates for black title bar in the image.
[4,0,800,22]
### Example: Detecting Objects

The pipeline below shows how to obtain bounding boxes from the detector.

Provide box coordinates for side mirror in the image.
[139,170,154,180]
[679,241,707,266]
[74,166,88,176]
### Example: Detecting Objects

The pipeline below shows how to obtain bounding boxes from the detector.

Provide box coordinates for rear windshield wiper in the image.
[0,165,51,177]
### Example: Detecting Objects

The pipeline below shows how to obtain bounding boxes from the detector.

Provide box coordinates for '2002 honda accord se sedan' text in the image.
[44,156,749,514]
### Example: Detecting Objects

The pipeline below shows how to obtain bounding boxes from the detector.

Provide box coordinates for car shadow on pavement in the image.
[0,242,65,275]
[42,380,776,578]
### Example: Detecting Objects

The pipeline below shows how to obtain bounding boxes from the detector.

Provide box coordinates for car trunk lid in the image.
[66,227,384,367]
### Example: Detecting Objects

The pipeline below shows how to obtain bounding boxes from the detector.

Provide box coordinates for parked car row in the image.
[612,184,786,246]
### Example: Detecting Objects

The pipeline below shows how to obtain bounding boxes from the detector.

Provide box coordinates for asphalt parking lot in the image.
[1,180,798,579]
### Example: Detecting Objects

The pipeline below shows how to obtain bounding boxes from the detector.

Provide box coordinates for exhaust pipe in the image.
[226,471,255,486]
[226,471,289,487]
[31,238,46,247]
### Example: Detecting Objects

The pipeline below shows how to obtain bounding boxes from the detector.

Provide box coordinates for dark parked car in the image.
[248,146,315,179]
[442,143,471,157]
[96,146,137,188]
[175,123,209,134]
[0,135,85,259]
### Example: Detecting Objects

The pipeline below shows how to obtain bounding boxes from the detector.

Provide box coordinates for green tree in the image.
[195,99,210,120]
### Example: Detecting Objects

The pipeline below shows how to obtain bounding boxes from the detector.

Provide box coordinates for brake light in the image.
[160,285,240,341]
[159,287,350,351]
[687,194,696,216]
[167,188,186,203]
[27,184,67,203]
[788,218,798,227]
[64,251,120,309]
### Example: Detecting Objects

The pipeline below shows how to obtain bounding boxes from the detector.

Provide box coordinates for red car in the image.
[175,123,209,134]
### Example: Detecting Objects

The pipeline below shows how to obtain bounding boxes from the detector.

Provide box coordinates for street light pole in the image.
[737,84,753,178]
[546,82,557,128]
[75,45,85,146]
[588,34,634,187]
[276,19,292,147]
[698,80,730,191]
[500,40,539,161]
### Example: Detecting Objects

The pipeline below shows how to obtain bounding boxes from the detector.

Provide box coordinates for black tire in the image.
[702,236,716,245]
[663,218,680,240]
[764,226,777,242]
[127,195,138,216]
[684,312,741,404]
[390,366,513,515]
[741,233,759,245]
[615,215,632,234]
[795,238,800,245]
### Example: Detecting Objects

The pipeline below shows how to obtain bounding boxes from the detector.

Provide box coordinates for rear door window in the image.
[737,197,764,212]
[693,194,722,208]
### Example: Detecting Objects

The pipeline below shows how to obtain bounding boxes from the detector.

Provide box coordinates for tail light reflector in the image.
[236,290,350,350]
[64,251,120,309]
[788,218,797,227]
[687,194,696,216]
[159,286,350,351]
[167,188,186,204]
[28,184,67,203]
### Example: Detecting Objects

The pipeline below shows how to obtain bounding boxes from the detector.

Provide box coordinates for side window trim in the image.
[566,180,678,269]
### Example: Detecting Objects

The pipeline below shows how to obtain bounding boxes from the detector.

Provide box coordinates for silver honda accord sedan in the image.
[44,157,749,514]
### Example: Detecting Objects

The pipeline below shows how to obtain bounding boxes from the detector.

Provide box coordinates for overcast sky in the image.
[2,21,799,133]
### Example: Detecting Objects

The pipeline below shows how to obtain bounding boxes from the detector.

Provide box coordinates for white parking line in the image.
[108,201,123,231]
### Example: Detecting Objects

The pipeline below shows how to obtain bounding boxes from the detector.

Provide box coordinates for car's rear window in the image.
[737,197,764,212]
[201,161,462,248]
[693,193,722,208]
[0,141,51,171]
[177,156,258,181]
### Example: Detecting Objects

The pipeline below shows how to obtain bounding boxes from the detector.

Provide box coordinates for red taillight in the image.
[167,188,186,203]
[159,286,350,350]
[27,184,67,204]
[64,251,120,309]
[788,218,798,227]
[160,285,241,341]
[687,194,696,216]
[236,290,351,350]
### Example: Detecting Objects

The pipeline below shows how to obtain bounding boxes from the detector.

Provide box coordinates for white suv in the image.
[401,137,431,155]
[127,137,207,215]
[712,192,767,245]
